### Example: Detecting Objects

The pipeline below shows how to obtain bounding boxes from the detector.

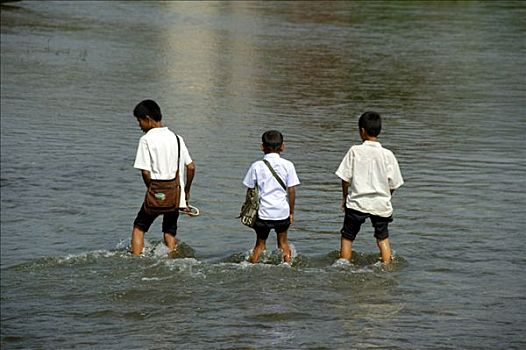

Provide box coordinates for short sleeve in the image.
[133,137,152,172]
[335,148,353,182]
[286,163,300,187]
[242,163,257,188]
[388,155,404,190]
[178,137,193,166]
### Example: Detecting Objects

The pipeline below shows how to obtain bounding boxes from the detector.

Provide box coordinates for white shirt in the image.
[335,140,403,217]
[134,127,193,207]
[243,153,300,220]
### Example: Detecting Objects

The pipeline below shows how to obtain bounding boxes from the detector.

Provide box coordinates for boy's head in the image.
[261,130,284,153]
[358,111,382,138]
[133,99,162,122]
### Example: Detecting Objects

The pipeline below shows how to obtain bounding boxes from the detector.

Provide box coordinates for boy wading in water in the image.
[131,99,195,256]
[335,112,403,264]
[243,130,300,263]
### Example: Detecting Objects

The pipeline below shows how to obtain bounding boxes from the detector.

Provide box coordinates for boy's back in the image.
[134,127,180,180]
[335,111,403,264]
[134,126,193,207]
[130,99,196,256]
[242,130,300,264]
[243,153,299,220]
[336,140,403,217]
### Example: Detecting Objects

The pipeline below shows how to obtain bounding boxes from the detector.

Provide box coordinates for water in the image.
[1,1,525,349]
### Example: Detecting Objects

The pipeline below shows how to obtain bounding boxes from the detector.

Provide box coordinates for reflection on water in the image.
[1,1,525,349]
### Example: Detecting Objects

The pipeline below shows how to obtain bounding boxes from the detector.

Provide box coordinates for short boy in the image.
[243,130,300,263]
[131,99,195,256]
[335,111,403,264]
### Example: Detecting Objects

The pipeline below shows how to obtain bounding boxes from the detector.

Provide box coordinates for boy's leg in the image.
[340,236,353,260]
[371,215,393,264]
[162,210,179,253]
[131,226,145,256]
[377,238,392,264]
[131,205,156,256]
[340,208,366,261]
[250,238,267,263]
[277,231,291,263]
[275,217,292,263]
[164,233,177,252]
[250,218,271,263]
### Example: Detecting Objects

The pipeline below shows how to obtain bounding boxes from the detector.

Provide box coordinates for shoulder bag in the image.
[239,159,286,227]
[144,135,181,216]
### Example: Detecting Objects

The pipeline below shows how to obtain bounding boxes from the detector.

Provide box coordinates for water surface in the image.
[1,1,525,349]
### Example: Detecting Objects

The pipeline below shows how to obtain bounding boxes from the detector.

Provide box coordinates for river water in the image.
[1,1,525,349]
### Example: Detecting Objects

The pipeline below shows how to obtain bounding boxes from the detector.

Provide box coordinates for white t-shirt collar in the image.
[146,126,168,135]
[363,140,382,147]
[263,153,281,160]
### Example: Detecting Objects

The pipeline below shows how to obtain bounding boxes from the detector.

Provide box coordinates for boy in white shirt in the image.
[243,130,300,263]
[131,99,195,256]
[335,111,403,264]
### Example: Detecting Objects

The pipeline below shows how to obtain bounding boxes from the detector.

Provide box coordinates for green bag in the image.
[239,186,259,227]
[239,160,286,228]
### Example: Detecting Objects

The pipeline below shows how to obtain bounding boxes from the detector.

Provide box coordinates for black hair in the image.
[262,130,283,151]
[133,99,162,121]
[358,111,382,137]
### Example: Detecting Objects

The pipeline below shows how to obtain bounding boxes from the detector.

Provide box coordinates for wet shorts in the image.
[340,208,393,241]
[133,204,179,235]
[253,217,291,241]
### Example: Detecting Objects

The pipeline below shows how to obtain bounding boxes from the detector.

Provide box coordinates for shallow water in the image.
[1,1,525,349]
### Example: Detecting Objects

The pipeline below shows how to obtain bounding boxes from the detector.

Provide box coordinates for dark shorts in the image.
[253,217,291,241]
[341,208,393,241]
[133,204,180,235]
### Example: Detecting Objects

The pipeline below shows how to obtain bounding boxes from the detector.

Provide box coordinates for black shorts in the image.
[340,208,393,241]
[253,217,291,241]
[133,204,180,235]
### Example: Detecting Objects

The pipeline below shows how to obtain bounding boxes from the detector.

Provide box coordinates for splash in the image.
[328,249,407,273]
[135,240,197,259]
[228,242,300,266]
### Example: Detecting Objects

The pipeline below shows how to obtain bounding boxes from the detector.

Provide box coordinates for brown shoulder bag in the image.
[144,135,181,216]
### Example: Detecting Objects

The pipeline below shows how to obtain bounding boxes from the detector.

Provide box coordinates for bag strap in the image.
[176,135,181,170]
[175,134,181,178]
[263,159,286,191]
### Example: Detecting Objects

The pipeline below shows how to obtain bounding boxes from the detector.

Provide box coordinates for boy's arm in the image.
[141,170,151,188]
[287,186,296,224]
[185,162,196,202]
[341,180,349,211]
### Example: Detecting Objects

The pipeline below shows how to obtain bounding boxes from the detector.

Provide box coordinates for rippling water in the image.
[1,1,525,349]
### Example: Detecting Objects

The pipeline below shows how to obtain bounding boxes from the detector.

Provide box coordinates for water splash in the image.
[328,250,407,273]
[138,240,196,259]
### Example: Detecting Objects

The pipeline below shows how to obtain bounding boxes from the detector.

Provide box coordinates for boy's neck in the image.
[262,144,284,154]
[360,128,378,142]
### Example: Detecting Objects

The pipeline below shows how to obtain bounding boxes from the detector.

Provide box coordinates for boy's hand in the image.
[287,186,296,225]
[340,199,346,212]
[341,180,349,212]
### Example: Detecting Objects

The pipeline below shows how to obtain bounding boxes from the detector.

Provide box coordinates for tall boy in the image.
[131,99,195,256]
[243,130,300,263]
[335,111,403,264]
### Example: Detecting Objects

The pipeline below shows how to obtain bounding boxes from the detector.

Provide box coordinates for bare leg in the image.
[377,238,392,264]
[277,231,291,263]
[340,236,353,261]
[249,238,266,263]
[163,233,177,253]
[131,226,145,256]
